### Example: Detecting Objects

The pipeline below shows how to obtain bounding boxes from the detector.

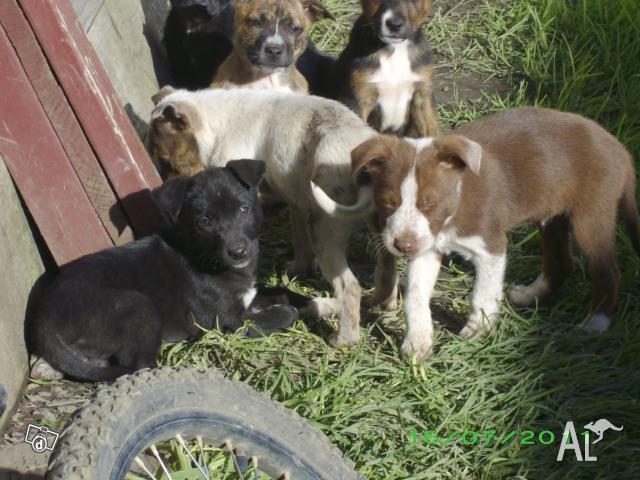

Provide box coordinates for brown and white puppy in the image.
[311,107,640,359]
[331,0,439,137]
[212,0,333,92]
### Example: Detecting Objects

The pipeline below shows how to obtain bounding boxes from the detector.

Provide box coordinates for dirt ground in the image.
[0,379,95,478]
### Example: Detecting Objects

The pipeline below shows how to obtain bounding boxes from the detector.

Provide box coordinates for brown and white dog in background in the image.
[331,0,439,137]
[311,107,640,360]
[212,0,334,92]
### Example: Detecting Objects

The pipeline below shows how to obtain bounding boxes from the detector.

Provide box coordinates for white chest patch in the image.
[368,41,421,131]
[241,287,257,310]
[244,73,293,92]
[434,228,489,261]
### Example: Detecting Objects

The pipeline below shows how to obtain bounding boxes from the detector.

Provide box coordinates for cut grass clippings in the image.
[162,1,640,478]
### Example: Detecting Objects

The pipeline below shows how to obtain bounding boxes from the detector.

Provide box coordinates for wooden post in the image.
[18,0,165,237]
[0,0,134,246]
[0,23,113,265]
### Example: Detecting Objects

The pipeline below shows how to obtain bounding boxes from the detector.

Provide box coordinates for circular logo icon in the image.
[31,434,48,453]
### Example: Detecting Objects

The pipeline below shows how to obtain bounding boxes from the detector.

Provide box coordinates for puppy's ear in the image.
[302,0,335,22]
[154,103,191,132]
[152,85,177,105]
[227,159,266,190]
[435,135,482,175]
[152,175,192,224]
[351,136,395,185]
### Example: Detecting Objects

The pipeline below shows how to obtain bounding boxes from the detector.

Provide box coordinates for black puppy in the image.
[163,0,234,89]
[29,162,302,382]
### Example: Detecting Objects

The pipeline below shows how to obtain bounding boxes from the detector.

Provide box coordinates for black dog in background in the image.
[164,0,335,95]
[28,161,307,382]
[163,0,234,89]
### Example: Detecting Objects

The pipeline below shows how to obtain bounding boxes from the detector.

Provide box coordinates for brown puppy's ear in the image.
[435,134,482,175]
[301,0,335,22]
[152,85,177,105]
[156,104,191,132]
[227,159,266,190]
[351,136,396,184]
[152,175,192,225]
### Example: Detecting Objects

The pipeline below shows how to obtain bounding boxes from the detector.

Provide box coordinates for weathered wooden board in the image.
[20,0,165,237]
[83,0,171,141]
[0,24,113,265]
[0,155,44,433]
[69,0,104,31]
[0,0,134,245]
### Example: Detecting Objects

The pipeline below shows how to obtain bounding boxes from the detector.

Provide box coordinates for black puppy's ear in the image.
[152,175,192,224]
[226,159,266,190]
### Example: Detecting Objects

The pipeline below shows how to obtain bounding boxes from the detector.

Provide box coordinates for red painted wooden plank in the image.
[0,24,113,265]
[0,0,134,246]
[18,0,165,236]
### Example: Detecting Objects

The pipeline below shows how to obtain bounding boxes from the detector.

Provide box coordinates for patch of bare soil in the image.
[431,0,511,110]
[0,380,95,478]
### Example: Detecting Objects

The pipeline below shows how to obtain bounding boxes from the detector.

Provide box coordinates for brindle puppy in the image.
[212,0,333,92]
[149,87,203,178]
[331,0,439,137]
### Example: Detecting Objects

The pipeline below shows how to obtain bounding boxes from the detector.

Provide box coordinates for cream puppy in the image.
[151,87,377,348]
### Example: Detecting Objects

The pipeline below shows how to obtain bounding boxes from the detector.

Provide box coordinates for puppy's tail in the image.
[43,334,134,383]
[621,166,640,256]
[310,181,375,221]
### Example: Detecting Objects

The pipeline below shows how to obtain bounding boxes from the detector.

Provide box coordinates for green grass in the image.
[162,1,640,478]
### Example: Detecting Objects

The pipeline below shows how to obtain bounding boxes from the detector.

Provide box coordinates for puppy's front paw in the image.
[579,314,611,333]
[301,297,339,320]
[328,329,360,349]
[459,316,488,340]
[508,274,549,307]
[508,284,536,307]
[365,293,398,311]
[400,332,433,361]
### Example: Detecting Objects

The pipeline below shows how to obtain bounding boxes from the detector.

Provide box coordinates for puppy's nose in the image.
[228,246,248,260]
[265,43,284,58]
[385,17,405,33]
[394,238,415,255]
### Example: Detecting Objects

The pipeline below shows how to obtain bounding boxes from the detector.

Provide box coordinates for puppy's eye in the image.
[198,217,210,227]
[248,17,262,27]
[289,24,302,34]
[239,206,250,215]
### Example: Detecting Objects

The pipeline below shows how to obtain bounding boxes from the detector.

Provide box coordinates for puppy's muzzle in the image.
[380,11,410,42]
[227,244,248,261]
[393,237,418,257]
[264,42,284,60]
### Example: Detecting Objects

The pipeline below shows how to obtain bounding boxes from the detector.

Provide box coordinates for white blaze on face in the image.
[380,10,395,38]
[265,19,285,47]
[383,138,434,256]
